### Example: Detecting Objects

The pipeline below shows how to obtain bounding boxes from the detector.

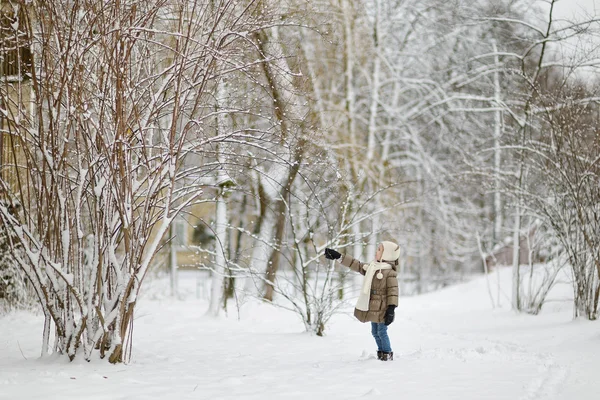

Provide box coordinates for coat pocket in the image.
[369,297,383,312]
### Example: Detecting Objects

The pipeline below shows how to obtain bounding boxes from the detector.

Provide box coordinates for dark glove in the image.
[384,305,396,326]
[324,248,341,260]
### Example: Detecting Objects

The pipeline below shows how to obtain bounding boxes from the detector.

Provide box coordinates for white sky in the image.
[553,0,600,20]
[534,0,600,77]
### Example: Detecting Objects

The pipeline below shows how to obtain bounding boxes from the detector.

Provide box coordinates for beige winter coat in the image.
[339,254,399,323]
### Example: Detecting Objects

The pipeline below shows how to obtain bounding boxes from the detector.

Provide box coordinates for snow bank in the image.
[0,267,598,400]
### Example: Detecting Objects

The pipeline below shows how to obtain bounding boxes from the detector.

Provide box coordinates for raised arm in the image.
[324,248,366,275]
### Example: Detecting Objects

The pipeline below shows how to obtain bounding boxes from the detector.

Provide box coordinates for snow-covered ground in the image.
[1,267,599,400]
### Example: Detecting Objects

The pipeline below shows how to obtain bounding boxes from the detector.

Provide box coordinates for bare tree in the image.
[528,82,600,319]
[0,0,276,362]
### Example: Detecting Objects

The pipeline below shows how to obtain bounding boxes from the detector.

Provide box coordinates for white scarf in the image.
[355,261,392,312]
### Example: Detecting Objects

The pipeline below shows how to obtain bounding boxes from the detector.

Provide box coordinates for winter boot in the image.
[377,351,383,360]
[380,352,393,361]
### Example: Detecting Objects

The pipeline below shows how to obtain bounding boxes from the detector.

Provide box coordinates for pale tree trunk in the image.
[241,175,274,297]
[352,221,363,261]
[365,218,377,262]
[367,0,381,162]
[512,203,521,311]
[299,32,327,130]
[169,223,178,297]
[42,314,51,357]
[342,0,363,270]
[476,231,496,308]
[208,78,231,316]
[364,0,382,260]
[163,109,178,299]
[209,165,228,316]
[492,39,504,306]
[416,167,425,294]
[492,39,503,245]
[342,0,357,153]
[367,129,393,261]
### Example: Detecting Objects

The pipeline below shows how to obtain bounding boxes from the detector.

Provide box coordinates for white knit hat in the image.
[381,241,400,261]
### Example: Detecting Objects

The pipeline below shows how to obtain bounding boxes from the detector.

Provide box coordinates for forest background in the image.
[0,0,599,364]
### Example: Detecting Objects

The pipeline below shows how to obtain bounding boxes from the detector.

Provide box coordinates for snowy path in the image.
[1,270,599,400]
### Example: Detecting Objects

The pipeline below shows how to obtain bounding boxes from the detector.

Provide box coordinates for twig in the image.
[17,341,28,360]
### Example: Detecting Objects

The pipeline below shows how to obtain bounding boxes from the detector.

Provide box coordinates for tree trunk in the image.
[209,181,228,316]
[263,139,305,301]
[367,0,381,162]
[511,205,521,311]
[169,223,178,298]
[492,39,503,245]
[208,77,231,316]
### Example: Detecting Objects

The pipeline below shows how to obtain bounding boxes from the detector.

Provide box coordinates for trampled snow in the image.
[1,267,598,400]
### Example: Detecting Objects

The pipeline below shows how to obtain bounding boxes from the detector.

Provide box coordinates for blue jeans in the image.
[371,322,391,353]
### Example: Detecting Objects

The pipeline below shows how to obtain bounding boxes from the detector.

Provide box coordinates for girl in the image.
[324,241,399,361]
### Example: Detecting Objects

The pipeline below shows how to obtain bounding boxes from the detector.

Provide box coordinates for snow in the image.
[94,178,106,198]
[1,267,599,400]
